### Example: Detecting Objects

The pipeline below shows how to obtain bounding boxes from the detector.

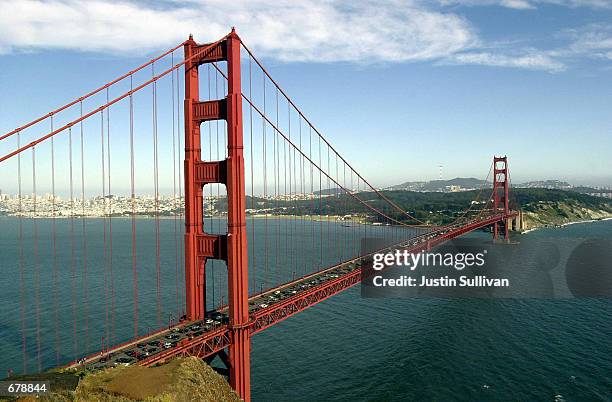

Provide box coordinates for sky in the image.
[0,0,611,195]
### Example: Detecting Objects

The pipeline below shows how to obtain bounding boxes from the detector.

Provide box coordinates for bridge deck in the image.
[68,212,514,371]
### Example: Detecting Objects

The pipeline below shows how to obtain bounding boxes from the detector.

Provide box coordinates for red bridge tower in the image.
[183,29,251,401]
[493,156,509,240]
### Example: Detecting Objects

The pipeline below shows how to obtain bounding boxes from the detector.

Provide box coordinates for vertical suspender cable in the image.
[222,75,227,307]
[318,135,322,269]
[285,103,289,281]
[152,63,161,326]
[355,171,360,255]
[106,88,115,344]
[176,66,185,316]
[69,127,77,359]
[262,73,268,291]
[211,66,217,309]
[350,175,360,251]
[309,126,314,274]
[51,116,59,365]
[129,75,138,338]
[326,145,330,263]
[171,52,180,316]
[351,165,355,255]
[337,153,341,262]
[343,161,347,261]
[17,133,27,374]
[274,88,279,286]
[298,116,305,277]
[288,104,295,280]
[293,113,298,278]
[100,110,108,350]
[80,101,89,354]
[32,147,41,372]
[272,85,277,286]
[248,54,256,295]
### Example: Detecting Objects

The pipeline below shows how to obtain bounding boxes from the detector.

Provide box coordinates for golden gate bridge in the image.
[0,29,518,401]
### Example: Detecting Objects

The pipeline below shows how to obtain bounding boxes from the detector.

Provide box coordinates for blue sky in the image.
[0,0,611,194]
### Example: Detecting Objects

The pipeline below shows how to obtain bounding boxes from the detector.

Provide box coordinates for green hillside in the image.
[237,188,612,227]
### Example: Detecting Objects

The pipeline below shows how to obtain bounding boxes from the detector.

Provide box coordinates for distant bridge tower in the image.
[183,29,251,401]
[492,156,509,240]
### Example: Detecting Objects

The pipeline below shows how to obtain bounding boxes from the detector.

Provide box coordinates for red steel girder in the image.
[193,99,227,122]
[196,233,227,260]
[195,160,227,185]
[251,270,363,334]
[140,326,232,366]
[193,41,227,64]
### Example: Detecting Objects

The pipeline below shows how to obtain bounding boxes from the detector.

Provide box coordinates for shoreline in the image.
[0,213,373,225]
[4,214,611,231]
[521,216,612,234]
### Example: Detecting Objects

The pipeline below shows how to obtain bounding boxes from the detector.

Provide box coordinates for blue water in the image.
[250,221,612,402]
[0,217,611,401]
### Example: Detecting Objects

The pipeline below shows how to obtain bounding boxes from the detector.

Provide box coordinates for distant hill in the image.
[387,177,489,192]
[387,178,609,195]
[514,181,611,197]
[254,187,611,226]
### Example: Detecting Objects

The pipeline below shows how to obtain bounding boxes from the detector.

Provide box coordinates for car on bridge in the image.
[114,357,133,366]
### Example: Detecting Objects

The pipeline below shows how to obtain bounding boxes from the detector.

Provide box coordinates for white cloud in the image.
[0,1,204,54]
[540,0,612,7]
[500,0,536,9]
[567,24,612,54]
[547,24,612,61]
[447,51,567,72]
[0,0,477,63]
[437,0,612,9]
[1,0,609,73]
